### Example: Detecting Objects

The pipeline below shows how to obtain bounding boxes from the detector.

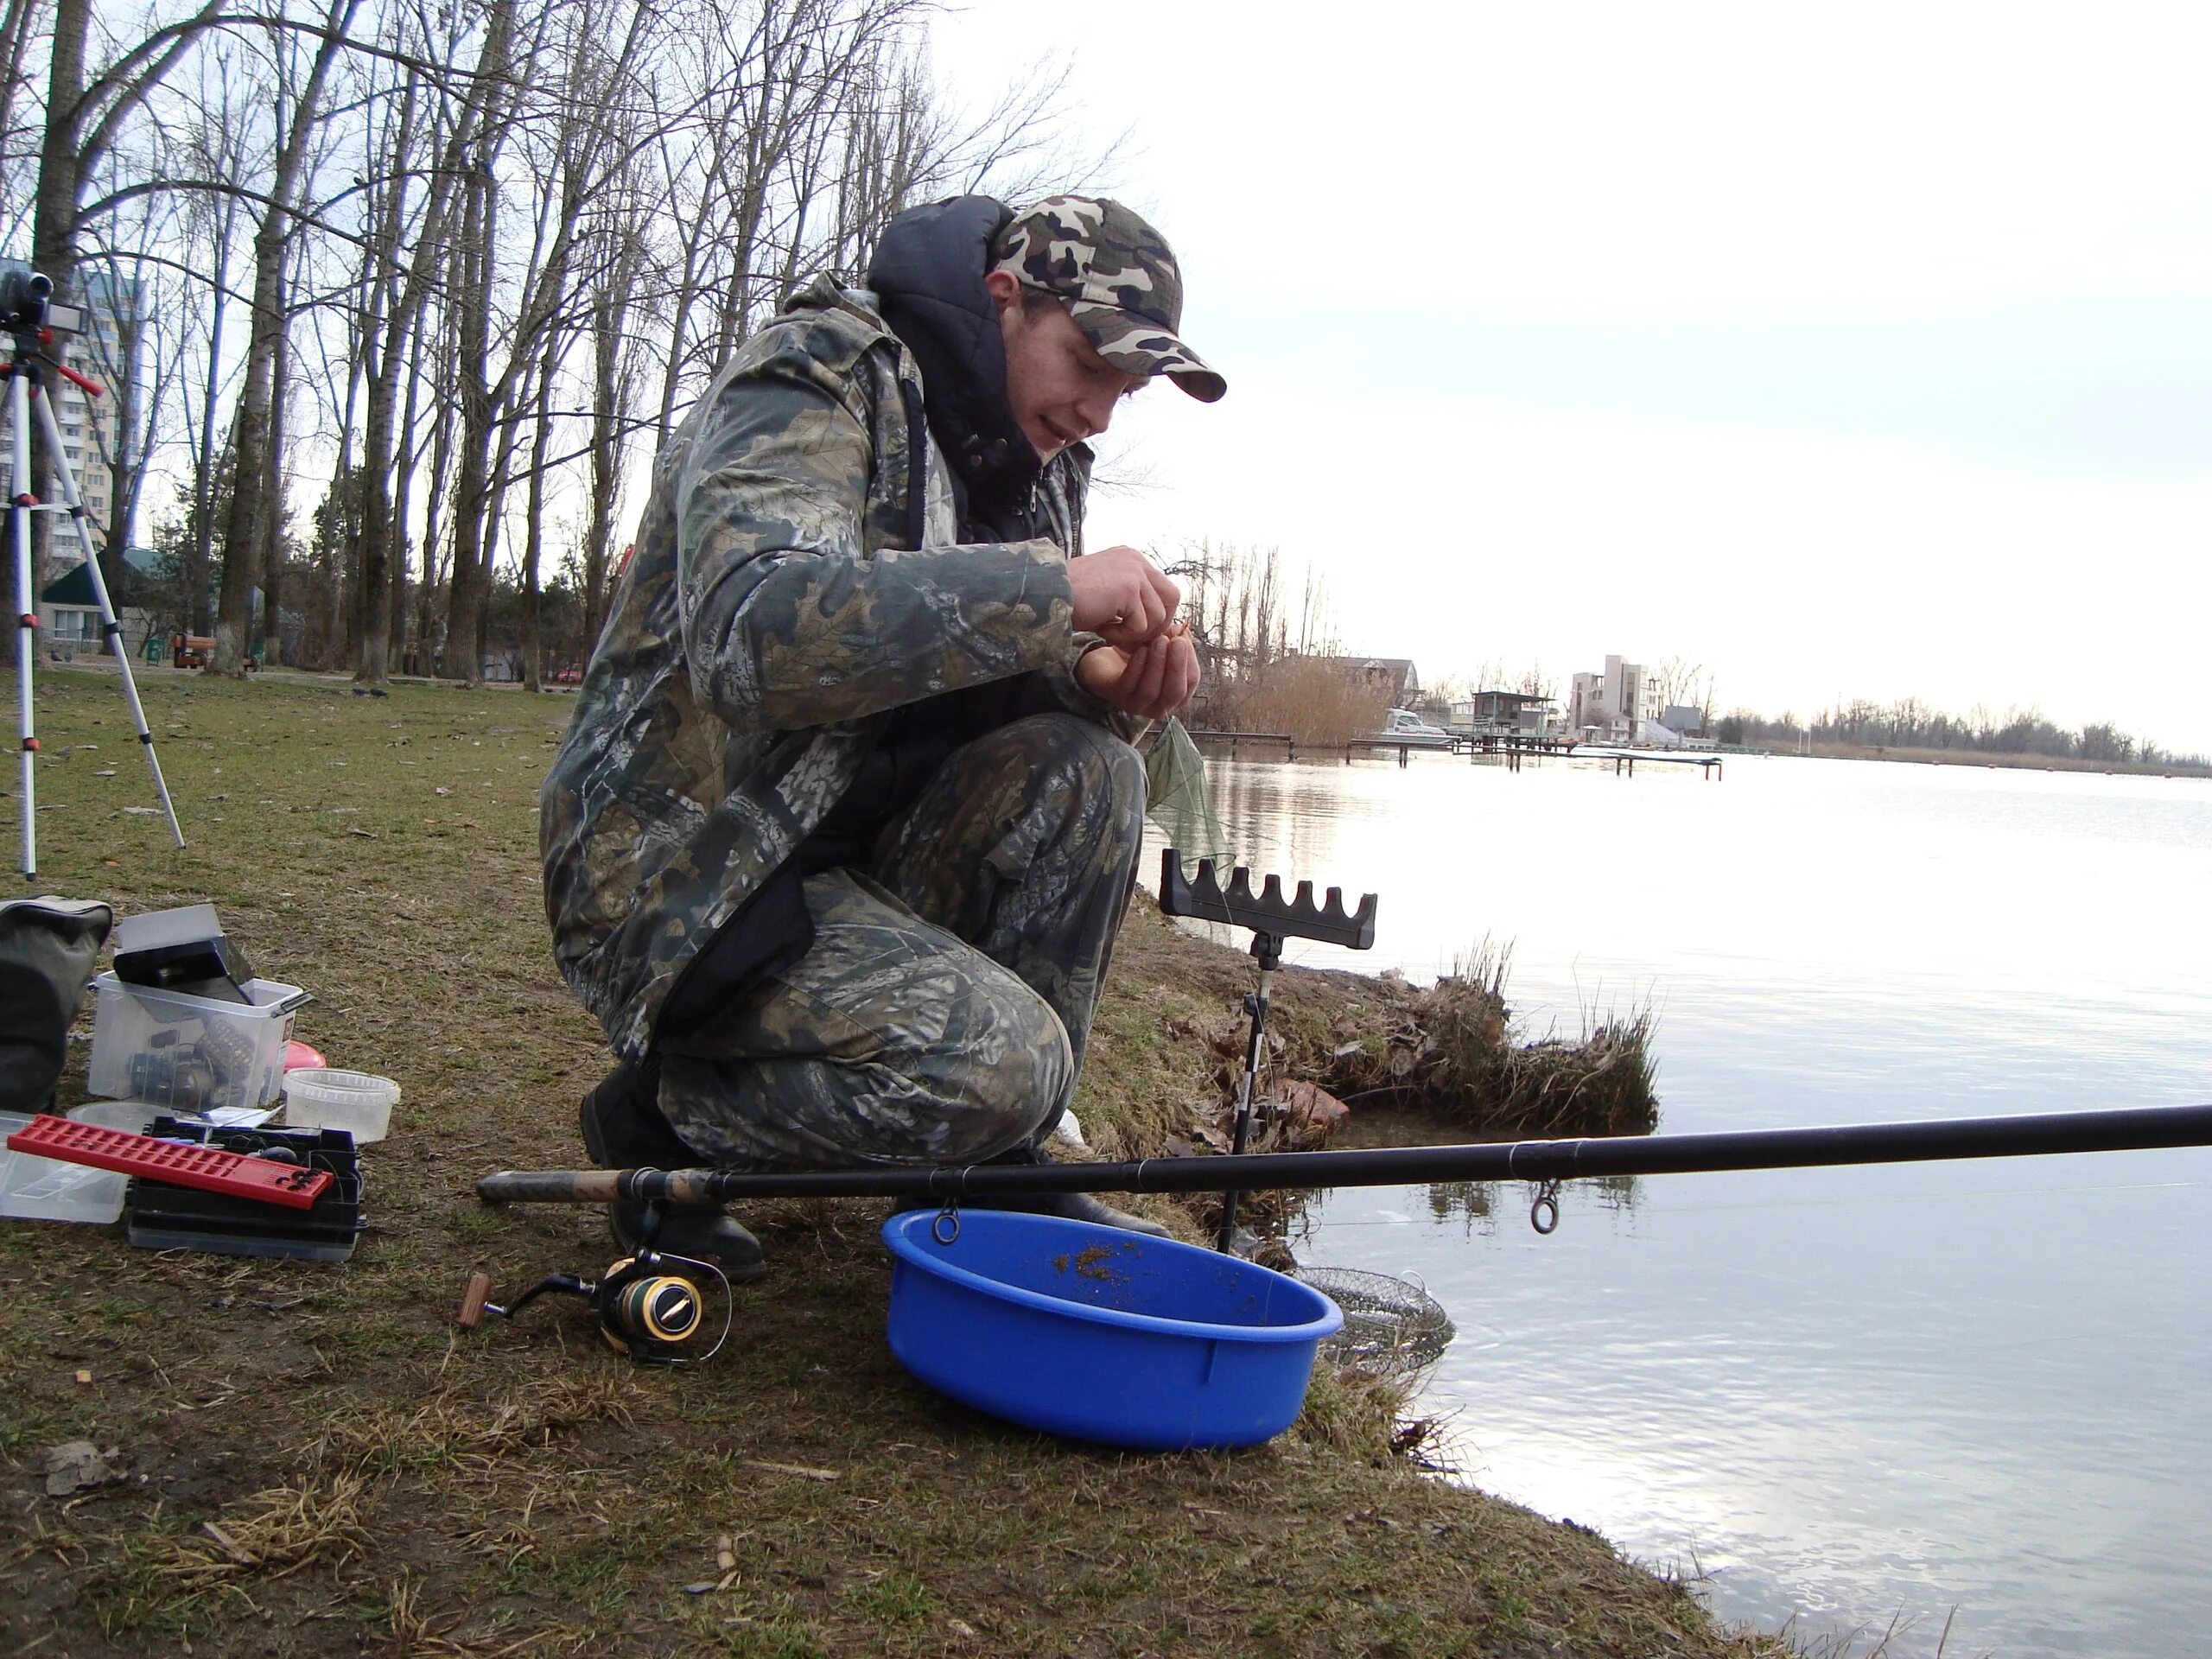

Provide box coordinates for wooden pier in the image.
[1178,727,1721,778]
[1572,747,1726,779]
[1184,728,1299,758]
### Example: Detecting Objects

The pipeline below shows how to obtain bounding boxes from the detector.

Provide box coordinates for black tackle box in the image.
[124,1116,365,1262]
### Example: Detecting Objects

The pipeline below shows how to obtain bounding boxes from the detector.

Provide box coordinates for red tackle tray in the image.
[3,1114,333,1210]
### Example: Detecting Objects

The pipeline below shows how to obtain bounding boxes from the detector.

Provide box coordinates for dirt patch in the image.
[1051,1243,1128,1285]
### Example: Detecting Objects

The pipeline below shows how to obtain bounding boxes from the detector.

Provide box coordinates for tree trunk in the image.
[212,0,354,677]
[186,247,232,636]
[385,299,426,668]
[415,339,456,673]
[257,276,291,667]
[581,238,638,646]
[442,160,496,683]
[519,320,560,692]
[24,0,89,613]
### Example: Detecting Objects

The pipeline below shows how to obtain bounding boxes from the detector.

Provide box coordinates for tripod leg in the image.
[29,381,183,849]
[9,367,35,880]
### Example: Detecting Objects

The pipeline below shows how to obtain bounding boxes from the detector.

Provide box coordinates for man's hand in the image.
[1067,545,1180,647]
[1076,631,1200,721]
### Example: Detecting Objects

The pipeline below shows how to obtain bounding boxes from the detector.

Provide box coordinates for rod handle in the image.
[456,1272,493,1330]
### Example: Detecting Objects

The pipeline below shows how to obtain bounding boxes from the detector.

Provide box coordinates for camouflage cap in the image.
[993,196,1226,404]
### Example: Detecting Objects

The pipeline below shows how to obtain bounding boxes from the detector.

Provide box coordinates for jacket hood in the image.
[866,194,1043,520]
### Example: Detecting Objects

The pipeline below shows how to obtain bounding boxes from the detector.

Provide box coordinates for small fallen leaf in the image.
[74,1369,92,1385]
[947,1618,978,1639]
[346,827,378,838]
[434,785,453,797]
[683,1581,720,1596]
[43,1441,111,1496]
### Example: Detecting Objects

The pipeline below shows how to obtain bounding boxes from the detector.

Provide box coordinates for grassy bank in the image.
[3,668,1777,1657]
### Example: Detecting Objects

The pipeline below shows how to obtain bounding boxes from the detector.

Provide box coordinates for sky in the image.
[929,0,2212,752]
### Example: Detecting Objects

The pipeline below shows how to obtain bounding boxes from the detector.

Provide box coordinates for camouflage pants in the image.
[656,714,1146,1167]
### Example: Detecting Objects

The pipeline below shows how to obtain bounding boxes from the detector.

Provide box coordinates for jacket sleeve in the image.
[676,323,1082,732]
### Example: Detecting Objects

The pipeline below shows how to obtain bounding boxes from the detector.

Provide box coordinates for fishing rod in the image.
[476,1099,2212,1215]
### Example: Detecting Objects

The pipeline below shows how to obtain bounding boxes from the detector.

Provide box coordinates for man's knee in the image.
[658,992,1072,1167]
[983,713,1146,852]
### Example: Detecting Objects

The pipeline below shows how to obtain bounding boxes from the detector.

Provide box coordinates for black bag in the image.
[0,897,113,1114]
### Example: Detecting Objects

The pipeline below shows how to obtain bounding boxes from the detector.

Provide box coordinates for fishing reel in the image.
[457,1238,731,1365]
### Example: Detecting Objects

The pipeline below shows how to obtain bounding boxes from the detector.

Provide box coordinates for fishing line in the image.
[1304,1176,2212,1225]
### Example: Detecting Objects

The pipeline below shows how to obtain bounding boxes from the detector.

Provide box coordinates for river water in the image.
[1142,750,2212,1659]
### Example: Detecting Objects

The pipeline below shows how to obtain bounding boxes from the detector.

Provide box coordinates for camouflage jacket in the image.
[540,276,1124,1058]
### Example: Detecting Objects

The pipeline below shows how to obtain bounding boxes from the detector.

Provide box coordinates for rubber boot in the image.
[579,1063,766,1280]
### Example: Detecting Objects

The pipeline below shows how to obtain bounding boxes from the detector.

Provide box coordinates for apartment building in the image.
[13,263,143,640]
[1566,654,1665,741]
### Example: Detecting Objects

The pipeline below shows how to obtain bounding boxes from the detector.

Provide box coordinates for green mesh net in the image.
[1144,716,1232,869]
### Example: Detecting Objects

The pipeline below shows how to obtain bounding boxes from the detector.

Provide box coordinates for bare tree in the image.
[209,0,358,675]
[354,0,512,683]
[1650,655,1705,712]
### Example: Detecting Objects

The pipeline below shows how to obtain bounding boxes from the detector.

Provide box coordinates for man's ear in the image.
[982,269,1020,312]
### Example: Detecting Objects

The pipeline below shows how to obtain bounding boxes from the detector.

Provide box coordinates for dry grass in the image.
[1255,943,1659,1143]
[1207,655,1394,747]
[2,665,1785,1658]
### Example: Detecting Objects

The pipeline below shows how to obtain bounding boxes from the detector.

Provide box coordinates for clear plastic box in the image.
[86,972,311,1114]
[0,1101,154,1224]
[283,1069,400,1143]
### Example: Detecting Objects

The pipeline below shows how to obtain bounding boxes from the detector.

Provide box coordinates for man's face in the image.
[988,270,1145,461]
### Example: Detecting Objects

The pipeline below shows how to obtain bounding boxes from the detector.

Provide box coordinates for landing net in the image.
[1293,1266,1455,1380]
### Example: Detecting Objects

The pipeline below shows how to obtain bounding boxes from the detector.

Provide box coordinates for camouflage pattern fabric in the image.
[994,196,1226,402]
[654,714,1145,1168]
[540,276,1133,1063]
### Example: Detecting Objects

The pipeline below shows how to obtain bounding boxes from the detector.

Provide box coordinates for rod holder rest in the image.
[1156,849,1378,950]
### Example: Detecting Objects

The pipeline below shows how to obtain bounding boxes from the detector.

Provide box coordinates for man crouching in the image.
[539,194,1223,1272]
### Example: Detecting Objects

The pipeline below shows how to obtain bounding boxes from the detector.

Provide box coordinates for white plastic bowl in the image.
[282,1068,401,1143]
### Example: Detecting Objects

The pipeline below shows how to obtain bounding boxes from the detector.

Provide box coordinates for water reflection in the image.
[1405,1174,1642,1235]
[1154,752,2212,1659]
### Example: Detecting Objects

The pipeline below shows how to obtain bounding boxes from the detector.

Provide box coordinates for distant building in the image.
[15,261,145,643]
[37,545,160,657]
[4,260,138,531]
[1448,690,1555,734]
[1347,656,1419,706]
[1567,654,1665,742]
[1305,655,1420,705]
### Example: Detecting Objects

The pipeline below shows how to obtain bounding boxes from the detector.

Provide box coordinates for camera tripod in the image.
[5,277,183,880]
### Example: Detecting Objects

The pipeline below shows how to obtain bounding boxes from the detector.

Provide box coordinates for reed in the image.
[1217,654,1394,748]
[1276,942,1660,1140]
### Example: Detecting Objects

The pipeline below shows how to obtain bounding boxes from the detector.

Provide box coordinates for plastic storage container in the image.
[124,1116,364,1261]
[86,972,310,1114]
[880,1209,1343,1450]
[0,1101,156,1224]
[282,1069,400,1143]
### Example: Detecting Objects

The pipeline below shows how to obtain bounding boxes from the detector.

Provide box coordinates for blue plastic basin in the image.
[880,1209,1344,1450]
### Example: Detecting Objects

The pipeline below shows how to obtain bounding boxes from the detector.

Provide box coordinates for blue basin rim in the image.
[881,1211,1341,1345]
